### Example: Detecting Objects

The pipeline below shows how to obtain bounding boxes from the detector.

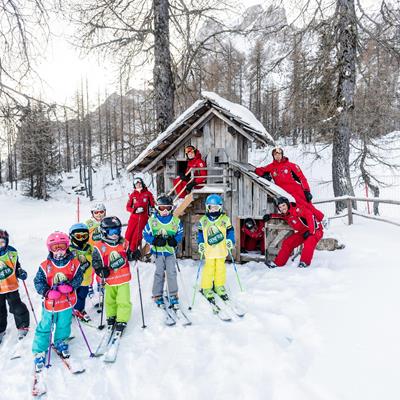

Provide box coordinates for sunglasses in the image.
[93,210,105,216]
[107,228,121,236]
[73,232,89,241]
[50,243,68,252]
[274,151,283,155]
[185,148,195,155]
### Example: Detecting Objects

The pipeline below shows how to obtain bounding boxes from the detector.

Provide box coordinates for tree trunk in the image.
[332,0,356,213]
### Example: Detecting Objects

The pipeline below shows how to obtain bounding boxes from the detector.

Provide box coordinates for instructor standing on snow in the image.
[255,147,324,222]
[125,177,155,261]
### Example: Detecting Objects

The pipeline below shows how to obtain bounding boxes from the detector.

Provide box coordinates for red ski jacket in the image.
[186,150,207,185]
[126,188,155,214]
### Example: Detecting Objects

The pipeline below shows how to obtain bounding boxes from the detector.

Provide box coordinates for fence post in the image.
[77,197,80,222]
[365,183,370,215]
[347,197,353,225]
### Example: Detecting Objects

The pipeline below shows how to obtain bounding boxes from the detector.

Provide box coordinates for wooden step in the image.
[173,192,194,217]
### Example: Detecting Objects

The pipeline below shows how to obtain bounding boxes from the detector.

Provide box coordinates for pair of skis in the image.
[158,296,192,327]
[201,291,246,322]
[94,324,121,363]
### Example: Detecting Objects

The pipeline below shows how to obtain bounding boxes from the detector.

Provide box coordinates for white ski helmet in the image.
[91,203,106,213]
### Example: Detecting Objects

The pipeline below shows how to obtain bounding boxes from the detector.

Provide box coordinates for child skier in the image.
[197,194,235,303]
[69,223,93,322]
[143,195,184,306]
[32,232,83,371]
[0,229,30,343]
[92,216,132,333]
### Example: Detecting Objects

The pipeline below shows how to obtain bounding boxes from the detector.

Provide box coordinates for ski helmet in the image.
[276,196,290,210]
[0,230,9,248]
[100,216,122,244]
[272,146,284,157]
[133,177,146,189]
[46,231,70,252]
[205,194,223,207]
[69,223,89,247]
[244,218,256,230]
[156,195,173,214]
[91,203,106,213]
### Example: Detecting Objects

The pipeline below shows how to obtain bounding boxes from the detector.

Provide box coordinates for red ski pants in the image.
[274,228,323,266]
[125,213,148,252]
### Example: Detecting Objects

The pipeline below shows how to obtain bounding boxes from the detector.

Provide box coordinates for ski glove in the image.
[16,268,27,280]
[153,236,167,247]
[304,190,313,202]
[47,289,61,301]
[263,214,271,222]
[186,181,196,192]
[198,243,205,257]
[179,173,190,182]
[58,283,73,294]
[226,239,234,251]
[262,172,272,181]
[96,267,110,279]
[167,236,178,247]
[79,260,90,272]
[303,231,311,239]
[135,207,144,214]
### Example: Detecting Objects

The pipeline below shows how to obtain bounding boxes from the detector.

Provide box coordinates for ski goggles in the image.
[156,205,173,212]
[72,232,89,241]
[93,210,105,216]
[106,228,121,236]
[0,238,6,247]
[50,243,68,252]
[206,204,222,212]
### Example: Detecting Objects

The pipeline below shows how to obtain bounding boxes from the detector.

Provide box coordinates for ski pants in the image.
[32,307,72,354]
[152,254,178,297]
[274,228,323,267]
[0,290,30,334]
[105,283,131,323]
[74,286,89,312]
[201,258,226,290]
[125,212,149,252]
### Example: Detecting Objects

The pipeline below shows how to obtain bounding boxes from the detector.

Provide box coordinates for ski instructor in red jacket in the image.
[255,147,324,222]
[173,145,207,199]
[125,177,155,260]
[263,196,323,268]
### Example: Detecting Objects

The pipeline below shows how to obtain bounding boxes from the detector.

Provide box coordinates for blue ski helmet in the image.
[69,223,89,247]
[205,194,223,207]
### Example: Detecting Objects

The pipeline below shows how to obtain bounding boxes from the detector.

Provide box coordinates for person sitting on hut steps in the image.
[241,218,265,254]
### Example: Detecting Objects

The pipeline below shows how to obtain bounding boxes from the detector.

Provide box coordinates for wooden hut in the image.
[127,92,295,262]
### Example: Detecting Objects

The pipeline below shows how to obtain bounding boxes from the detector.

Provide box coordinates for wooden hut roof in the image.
[127,92,275,173]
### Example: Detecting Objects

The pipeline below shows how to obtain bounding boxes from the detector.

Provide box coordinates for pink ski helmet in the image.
[46,231,70,252]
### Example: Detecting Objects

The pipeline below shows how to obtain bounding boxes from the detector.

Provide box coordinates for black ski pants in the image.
[0,290,30,333]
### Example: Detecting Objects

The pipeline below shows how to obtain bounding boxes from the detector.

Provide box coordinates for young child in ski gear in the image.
[197,195,235,302]
[241,218,265,253]
[173,145,207,199]
[143,195,184,306]
[125,177,155,259]
[69,223,93,323]
[32,232,83,371]
[263,196,323,268]
[0,229,30,343]
[92,216,132,333]
[255,147,324,222]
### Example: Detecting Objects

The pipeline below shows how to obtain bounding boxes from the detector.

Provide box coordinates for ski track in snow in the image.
[0,189,399,399]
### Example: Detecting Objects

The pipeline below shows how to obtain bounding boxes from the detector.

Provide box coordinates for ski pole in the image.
[228,250,244,292]
[98,278,106,330]
[135,261,147,329]
[174,257,191,311]
[46,300,56,368]
[22,280,38,325]
[190,255,204,310]
[67,295,95,357]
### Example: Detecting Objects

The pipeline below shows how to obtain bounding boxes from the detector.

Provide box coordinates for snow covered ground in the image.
[0,185,399,399]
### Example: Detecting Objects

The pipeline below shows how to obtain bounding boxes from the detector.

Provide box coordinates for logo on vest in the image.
[207,225,224,246]
[109,251,125,270]
[53,272,68,285]
[0,260,13,282]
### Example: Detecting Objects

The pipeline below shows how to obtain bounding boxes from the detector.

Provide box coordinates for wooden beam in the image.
[142,108,214,173]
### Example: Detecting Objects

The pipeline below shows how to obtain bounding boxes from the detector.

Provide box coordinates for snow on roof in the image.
[202,91,274,143]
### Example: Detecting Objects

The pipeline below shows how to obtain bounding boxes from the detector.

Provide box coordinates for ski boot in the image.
[154,296,165,307]
[34,352,46,373]
[0,330,5,344]
[201,288,216,304]
[54,340,70,358]
[265,260,278,269]
[107,316,116,327]
[298,262,309,268]
[18,327,29,340]
[74,309,91,322]
[169,295,179,306]
[115,322,127,334]
[214,286,229,301]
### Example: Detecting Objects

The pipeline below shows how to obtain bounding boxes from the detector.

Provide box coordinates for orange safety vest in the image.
[94,240,131,286]
[0,249,19,294]
[40,258,80,312]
